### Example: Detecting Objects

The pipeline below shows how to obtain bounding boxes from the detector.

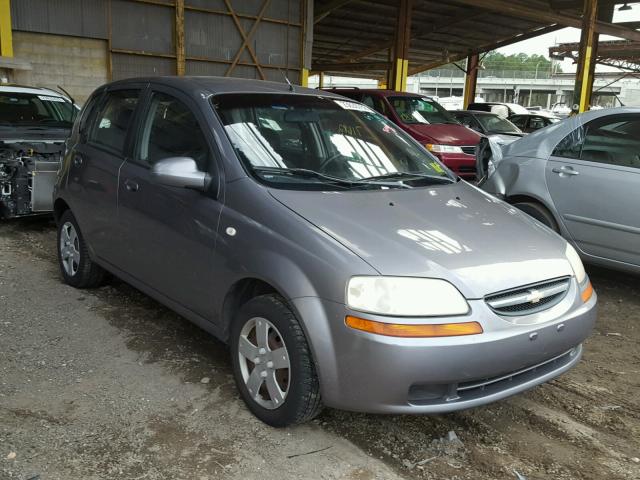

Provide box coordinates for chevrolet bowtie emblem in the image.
[526,289,543,303]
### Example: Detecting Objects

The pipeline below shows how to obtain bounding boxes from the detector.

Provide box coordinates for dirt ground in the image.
[1,217,639,480]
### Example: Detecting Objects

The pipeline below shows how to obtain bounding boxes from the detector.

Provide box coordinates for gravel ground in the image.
[1,217,639,480]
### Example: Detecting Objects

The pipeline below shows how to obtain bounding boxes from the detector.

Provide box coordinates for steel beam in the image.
[314,0,353,24]
[175,0,185,75]
[0,0,13,58]
[462,54,479,109]
[388,0,412,91]
[408,23,563,76]
[574,0,598,112]
[224,0,269,79]
[451,0,640,43]
[312,61,391,73]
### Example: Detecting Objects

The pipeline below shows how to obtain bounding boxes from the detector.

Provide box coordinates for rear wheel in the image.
[57,210,106,288]
[512,201,559,233]
[230,294,322,427]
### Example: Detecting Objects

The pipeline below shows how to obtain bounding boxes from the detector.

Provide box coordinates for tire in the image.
[57,209,106,288]
[230,294,322,427]
[512,201,560,233]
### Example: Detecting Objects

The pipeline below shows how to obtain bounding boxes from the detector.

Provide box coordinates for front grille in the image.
[460,146,476,155]
[485,277,570,316]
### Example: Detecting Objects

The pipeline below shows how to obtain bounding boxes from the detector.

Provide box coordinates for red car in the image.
[327,89,481,178]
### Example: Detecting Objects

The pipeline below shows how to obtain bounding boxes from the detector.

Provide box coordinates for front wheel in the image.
[57,210,106,288]
[512,201,560,233]
[230,294,322,427]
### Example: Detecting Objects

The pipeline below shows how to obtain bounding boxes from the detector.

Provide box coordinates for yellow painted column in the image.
[388,0,412,91]
[300,68,309,87]
[175,0,185,75]
[574,0,598,113]
[0,0,13,58]
[463,54,479,109]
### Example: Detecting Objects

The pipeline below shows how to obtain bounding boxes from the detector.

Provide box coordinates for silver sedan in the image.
[480,107,640,275]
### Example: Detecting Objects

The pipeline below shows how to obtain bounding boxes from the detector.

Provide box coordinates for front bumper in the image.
[292,282,596,414]
[434,152,476,179]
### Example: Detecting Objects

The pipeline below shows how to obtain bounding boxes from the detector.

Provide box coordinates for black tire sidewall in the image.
[230,295,316,427]
[513,202,559,232]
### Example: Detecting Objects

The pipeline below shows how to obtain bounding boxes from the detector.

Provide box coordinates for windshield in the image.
[476,114,521,134]
[0,92,76,128]
[214,94,454,190]
[387,96,457,125]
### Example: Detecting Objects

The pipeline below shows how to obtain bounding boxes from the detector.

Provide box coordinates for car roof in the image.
[101,76,351,100]
[453,110,496,116]
[323,88,426,99]
[0,84,68,99]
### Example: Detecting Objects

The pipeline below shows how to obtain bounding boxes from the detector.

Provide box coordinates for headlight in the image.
[426,144,463,154]
[347,276,469,316]
[565,243,586,284]
[565,243,594,302]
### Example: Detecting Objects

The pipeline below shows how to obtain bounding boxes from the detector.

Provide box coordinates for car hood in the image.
[0,127,70,142]
[269,181,572,298]
[404,123,481,145]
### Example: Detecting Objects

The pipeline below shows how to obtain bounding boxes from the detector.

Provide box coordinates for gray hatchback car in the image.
[480,108,640,275]
[54,77,596,426]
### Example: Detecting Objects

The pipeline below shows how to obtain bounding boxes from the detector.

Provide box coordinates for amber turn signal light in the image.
[345,316,483,338]
[581,281,594,303]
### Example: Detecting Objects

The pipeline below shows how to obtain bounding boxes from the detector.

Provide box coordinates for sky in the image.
[496,3,640,72]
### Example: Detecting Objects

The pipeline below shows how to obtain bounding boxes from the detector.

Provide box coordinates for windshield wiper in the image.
[253,167,410,189]
[364,172,453,184]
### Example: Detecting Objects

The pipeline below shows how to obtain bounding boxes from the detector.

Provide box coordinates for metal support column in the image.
[573,0,598,113]
[175,0,185,75]
[301,0,313,86]
[0,0,13,58]
[463,54,479,109]
[387,0,412,91]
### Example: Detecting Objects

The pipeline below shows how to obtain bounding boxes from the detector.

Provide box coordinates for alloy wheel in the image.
[59,221,80,276]
[237,317,291,409]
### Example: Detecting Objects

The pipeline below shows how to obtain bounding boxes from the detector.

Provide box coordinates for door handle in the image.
[73,155,83,167]
[124,179,139,192]
[552,166,579,176]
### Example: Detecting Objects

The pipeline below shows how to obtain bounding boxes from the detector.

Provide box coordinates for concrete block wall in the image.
[11,31,108,104]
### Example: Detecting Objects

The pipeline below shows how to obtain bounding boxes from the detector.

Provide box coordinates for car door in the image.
[116,86,223,320]
[546,113,640,266]
[66,86,143,263]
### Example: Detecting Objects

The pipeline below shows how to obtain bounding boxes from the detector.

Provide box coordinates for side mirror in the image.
[151,157,210,191]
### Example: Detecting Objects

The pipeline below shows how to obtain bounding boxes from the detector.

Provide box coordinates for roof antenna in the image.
[279,69,294,91]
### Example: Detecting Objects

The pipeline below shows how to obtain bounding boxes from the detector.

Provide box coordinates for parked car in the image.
[326,88,481,179]
[54,77,596,426]
[551,103,572,118]
[479,107,640,275]
[451,110,524,142]
[509,113,560,133]
[467,101,529,118]
[0,85,78,219]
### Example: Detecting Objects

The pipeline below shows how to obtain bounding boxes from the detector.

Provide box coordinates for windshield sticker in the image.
[333,100,374,112]
[37,95,66,103]
[337,124,363,137]
[259,117,282,131]
[430,162,445,173]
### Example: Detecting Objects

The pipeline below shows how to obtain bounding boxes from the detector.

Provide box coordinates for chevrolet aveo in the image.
[53,77,597,427]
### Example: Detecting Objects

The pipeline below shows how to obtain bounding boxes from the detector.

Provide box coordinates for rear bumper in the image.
[434,152,476,178]
[292,285,596,414]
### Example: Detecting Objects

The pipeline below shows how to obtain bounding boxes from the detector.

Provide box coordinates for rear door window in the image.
[89,89,140,154]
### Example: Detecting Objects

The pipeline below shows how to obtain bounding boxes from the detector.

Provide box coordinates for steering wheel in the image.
[317,152,344,173]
